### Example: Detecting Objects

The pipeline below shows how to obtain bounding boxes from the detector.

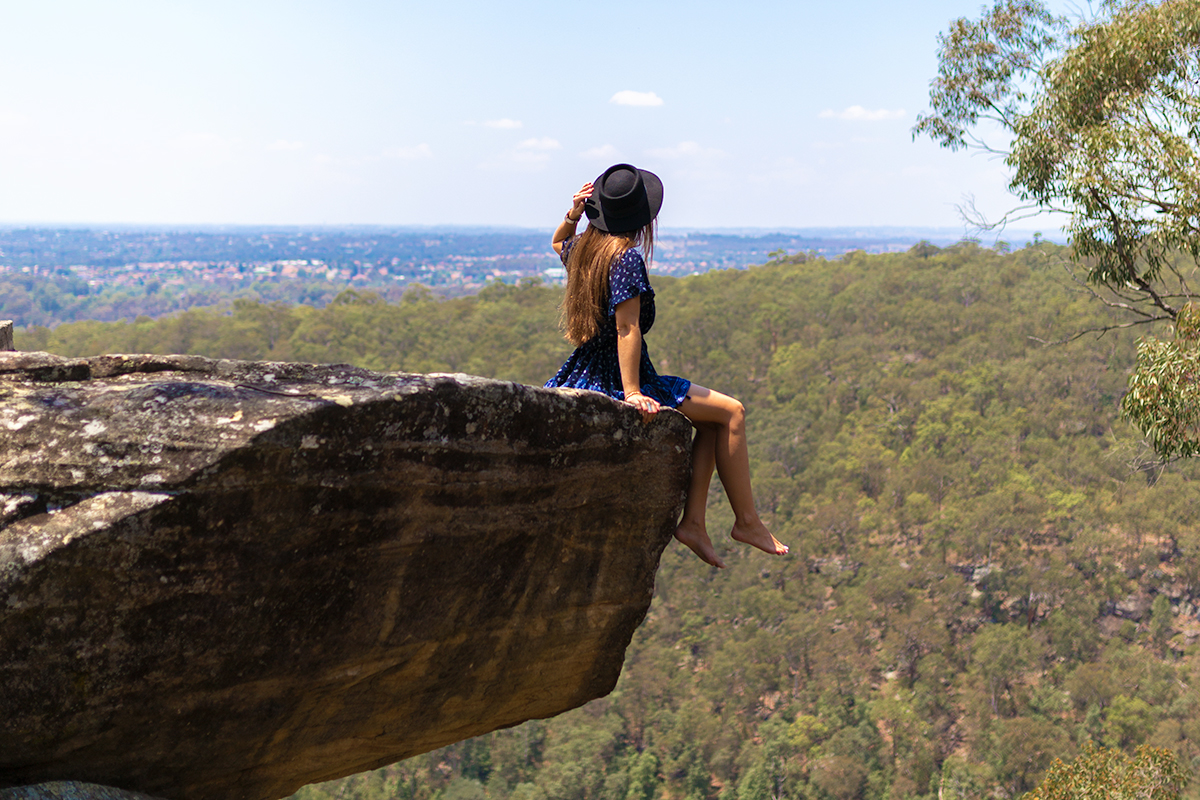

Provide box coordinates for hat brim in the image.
[584,167,663,234]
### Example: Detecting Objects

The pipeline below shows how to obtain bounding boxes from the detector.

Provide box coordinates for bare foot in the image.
[731,518,788,555]
[674,519,727,568]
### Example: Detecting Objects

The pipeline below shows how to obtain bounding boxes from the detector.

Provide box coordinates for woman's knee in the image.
[680,389,744,428]
[727,398,746,431]
[710,393,746,432]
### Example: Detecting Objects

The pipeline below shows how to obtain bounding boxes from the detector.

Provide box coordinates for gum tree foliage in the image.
[1023,744,1189,800]
[914,0,1200,459]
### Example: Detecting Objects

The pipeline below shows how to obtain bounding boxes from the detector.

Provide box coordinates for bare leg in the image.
[674,422,726,568]
[678,386,788,556]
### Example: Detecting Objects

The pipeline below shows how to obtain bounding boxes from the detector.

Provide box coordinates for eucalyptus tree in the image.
[1022,744,1188,800]
[915,0,1200,458]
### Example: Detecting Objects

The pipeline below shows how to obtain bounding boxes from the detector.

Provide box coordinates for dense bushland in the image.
[27,242,1200,799]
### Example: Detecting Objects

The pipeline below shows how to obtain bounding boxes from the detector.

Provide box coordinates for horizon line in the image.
[0,221,1065,241]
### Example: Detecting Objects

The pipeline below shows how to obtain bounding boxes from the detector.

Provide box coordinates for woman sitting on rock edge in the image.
[544,163,788,568]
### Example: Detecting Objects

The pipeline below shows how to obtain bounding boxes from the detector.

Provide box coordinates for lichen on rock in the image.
[0,352,692,800]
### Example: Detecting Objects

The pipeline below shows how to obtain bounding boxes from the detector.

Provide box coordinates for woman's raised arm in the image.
[551,182,594,254]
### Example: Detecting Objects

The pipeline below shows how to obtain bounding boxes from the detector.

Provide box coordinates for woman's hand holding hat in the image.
[567,182,593,223]
[554,182,595,249]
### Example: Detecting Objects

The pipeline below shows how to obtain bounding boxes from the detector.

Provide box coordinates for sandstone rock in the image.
[0,352,692,800]
[1114,592,1153,621]
[0,320,13,351]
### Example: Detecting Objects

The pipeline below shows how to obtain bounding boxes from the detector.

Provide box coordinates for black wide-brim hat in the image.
[584,163,663,234]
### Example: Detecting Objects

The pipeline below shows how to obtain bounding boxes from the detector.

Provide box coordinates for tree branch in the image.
[1028,315,1174,345]
[1087,186,1180,318]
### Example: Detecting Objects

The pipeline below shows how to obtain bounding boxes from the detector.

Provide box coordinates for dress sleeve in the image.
[608,249,653,314]
[559,235,579,266]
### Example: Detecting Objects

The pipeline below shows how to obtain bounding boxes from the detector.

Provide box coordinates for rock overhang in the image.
[0,352,692,800]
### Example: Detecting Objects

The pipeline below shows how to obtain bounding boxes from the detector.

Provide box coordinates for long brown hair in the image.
[560,222,655,345]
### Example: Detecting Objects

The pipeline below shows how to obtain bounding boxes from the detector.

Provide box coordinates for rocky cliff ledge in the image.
[0,352,692,800]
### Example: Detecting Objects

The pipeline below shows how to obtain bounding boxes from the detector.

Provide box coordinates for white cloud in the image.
[384,143,433,159]
[478,138,560,170]
[268,139,304,152]
[610,90,663,107]
[818,106,906,122]
[484,118,523,129]
[508,152,552,165]
[175,132,229,149]
[480,152,552,170]
[518,137,561,150]
[171,132,237,165]
[580,144,619,160]
[646,141,723,159]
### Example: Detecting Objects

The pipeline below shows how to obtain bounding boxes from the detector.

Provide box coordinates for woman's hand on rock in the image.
[625,391,660,423]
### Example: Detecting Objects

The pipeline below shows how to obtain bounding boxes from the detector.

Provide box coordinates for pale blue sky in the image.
[0,1,1077,229]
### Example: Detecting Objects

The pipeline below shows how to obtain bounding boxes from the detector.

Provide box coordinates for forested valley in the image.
[22,241,1200,799]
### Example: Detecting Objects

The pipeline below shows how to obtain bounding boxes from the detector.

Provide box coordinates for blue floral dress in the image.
[544,237,691,407]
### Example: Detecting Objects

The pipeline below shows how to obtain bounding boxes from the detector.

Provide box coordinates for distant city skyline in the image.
[1,1,1078,231]
[2,225,1062,329]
